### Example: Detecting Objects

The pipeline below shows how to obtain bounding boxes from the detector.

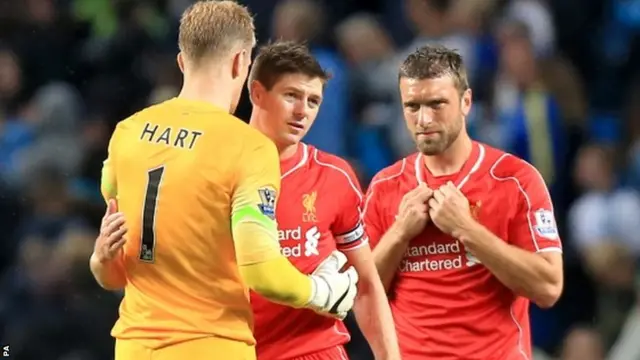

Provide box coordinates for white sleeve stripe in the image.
[362,158,406,220]
[489,154,546,252]
[537,247,562,253]
[312,149,362,201]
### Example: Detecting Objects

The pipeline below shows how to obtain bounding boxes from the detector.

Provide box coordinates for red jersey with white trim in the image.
[251,143,367,360]
[363,142,562,360]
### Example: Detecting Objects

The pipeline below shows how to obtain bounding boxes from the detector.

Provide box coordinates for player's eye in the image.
[430,100,447,110]
[308,99,320,108]
[405,103,420,112]
[284,92,297,101]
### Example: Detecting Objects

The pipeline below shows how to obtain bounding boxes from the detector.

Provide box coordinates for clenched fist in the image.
[93,199,128,263]
[428,182,473,236]
[394,183,433,240]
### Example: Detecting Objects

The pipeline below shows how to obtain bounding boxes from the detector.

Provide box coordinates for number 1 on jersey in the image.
[140,166,164,262]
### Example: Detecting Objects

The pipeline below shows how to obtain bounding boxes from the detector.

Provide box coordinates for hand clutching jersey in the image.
[364,142,562,360]
[100,98,291,350]
[251,143,368,360]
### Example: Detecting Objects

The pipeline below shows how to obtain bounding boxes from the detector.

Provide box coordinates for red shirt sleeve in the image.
[508,162,563,253]
[329,160,368,252]
[362,175,387,250]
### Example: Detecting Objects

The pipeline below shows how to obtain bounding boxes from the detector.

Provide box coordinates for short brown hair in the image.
[399,45,469,94]
[248,41,330,91]
[179,1,255,63]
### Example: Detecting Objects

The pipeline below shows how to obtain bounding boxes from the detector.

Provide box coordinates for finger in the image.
[103,212,125,227]
[445,182,462,196]
[106,198,118,216]
[432,189,445,203]
[103,215,126,236]
[415,187,433,202]
[108,227,128,244]
[452,183,466,196]
[428,198,439,209]
[109,237,127,253]
[439,184,454,196]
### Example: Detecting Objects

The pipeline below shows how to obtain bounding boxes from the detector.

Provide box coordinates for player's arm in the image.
[453,165,563,308]
[90,127,127,290]
[331,164,400,359]
[365,177,417,293]
[231,141,357,317]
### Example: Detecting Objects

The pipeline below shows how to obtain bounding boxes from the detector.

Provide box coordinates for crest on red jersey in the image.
[302,191,318,223]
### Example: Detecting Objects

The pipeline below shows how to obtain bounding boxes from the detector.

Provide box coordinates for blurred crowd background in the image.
[1,0,640,359]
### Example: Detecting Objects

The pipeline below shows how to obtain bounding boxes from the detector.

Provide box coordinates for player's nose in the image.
[292,102,308,120]
[416,108,434,127]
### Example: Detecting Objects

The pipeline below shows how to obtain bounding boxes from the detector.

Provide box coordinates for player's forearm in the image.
[240,256,313,308]
[352,272,401,359]
[89,253,127,290]
[456,222,563,308]
[373,223,411,292]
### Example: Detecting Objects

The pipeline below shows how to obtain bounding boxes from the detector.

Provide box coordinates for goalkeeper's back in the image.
[106,98,284,349]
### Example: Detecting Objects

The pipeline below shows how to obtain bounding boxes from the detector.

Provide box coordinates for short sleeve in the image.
[508,165,562,253]
[231,141,283,265]
[100,126,119,202]
[363,180,386,249]
[330,162,368,251]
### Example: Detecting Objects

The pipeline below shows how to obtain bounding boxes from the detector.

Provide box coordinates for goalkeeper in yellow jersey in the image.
[89,2,358,360]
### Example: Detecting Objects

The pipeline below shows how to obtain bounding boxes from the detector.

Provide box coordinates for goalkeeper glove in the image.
[306,250,359,320]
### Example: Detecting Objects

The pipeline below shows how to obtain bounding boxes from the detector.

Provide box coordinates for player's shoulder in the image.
[483,144,545,187]
[369,153,417,189]
[309,145,356,174]
[307,144,361,188]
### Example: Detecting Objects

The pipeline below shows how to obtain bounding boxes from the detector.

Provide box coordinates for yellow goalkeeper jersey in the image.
[101,97,282,349]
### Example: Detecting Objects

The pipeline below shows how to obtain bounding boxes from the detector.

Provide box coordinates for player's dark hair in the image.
[399,45,469,95]
[249,41,330,91]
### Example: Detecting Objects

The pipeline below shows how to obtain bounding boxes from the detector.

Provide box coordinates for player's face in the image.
[260,73,324,146]
[399,75,471,155]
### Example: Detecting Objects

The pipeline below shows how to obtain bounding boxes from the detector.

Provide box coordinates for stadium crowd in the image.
[1,0,640,359]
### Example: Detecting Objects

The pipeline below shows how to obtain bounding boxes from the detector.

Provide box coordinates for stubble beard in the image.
[416,117,463,156]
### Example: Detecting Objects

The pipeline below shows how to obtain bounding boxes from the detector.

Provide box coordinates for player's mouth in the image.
[416,131,439,137]
[287,122,305,131]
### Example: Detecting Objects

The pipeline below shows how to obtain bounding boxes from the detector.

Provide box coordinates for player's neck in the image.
[248,113,300,161]
[279,143,299,161]
[178,78,234,113]
[423,133,473,177]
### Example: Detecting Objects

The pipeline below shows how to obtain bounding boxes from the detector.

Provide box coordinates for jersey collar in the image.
[414,141,486,191]
[281,143,309,179]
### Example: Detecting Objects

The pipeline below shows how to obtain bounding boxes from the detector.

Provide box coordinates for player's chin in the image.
[417,140,446,155]
[281,131,305,146]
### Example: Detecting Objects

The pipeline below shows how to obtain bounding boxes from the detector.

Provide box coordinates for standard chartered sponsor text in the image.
[277,226,320,257]
[400,240,475,272]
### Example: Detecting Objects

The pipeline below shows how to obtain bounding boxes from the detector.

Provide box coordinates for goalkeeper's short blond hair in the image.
[179,1,255,64]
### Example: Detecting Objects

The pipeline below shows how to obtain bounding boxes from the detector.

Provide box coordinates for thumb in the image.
[416,186,433,202]
[106,198,118,215]
[344,266,359,285]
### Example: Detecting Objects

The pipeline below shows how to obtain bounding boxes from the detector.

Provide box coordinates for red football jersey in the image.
[251,143,367,360]
[363,142,562,360]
